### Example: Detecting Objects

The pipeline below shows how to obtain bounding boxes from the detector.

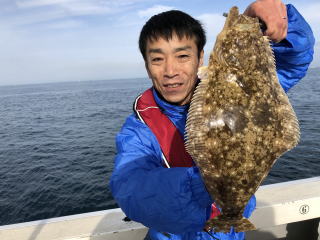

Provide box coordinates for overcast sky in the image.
[0,0,319,86]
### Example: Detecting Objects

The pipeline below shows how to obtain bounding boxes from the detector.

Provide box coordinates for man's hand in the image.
[244,0,287,43]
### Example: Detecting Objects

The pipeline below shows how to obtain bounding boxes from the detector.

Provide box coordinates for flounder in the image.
[185,6,300,233]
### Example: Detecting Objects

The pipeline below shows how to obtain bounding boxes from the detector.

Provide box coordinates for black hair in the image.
[139,10,206,61]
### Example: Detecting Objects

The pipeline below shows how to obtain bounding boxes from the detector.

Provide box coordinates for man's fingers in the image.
[265,17,287,42]
[243,0,288,42]
[281,2,287,18]
[243,2,259,17]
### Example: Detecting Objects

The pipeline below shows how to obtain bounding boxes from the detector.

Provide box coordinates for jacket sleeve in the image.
[274,4,315,92]
[109,114,212,234]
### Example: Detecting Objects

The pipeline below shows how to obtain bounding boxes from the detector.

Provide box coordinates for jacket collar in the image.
[152,87,189,119]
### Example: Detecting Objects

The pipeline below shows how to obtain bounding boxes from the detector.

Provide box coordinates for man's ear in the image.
[199,50,204,67]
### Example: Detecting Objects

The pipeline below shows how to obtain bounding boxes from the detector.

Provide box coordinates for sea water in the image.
[0,69,319,225]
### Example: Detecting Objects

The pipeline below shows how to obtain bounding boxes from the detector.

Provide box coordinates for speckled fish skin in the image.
[185,6,300,233]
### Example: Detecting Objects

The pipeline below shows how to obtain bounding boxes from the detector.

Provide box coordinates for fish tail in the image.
[205,216,256,233]
[233,218,256,232]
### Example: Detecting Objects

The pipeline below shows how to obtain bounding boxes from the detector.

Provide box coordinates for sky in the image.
[0,0,319,86]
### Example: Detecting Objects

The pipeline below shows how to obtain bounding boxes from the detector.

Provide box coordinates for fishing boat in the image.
[0,177,319,240]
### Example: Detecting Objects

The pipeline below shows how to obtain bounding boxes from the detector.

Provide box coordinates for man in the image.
[110,0,314,239]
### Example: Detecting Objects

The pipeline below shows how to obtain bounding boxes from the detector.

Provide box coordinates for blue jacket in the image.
[110,4,314,240]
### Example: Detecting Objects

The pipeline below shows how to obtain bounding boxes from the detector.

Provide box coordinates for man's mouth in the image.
[164,83,183,88]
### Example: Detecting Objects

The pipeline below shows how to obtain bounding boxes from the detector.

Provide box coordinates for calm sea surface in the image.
[0,69,319,225]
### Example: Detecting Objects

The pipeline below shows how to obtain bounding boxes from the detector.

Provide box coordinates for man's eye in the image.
[152,57,163,62]
[178,54,189,59]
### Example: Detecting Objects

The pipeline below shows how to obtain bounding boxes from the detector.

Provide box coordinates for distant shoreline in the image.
[1,66,319,88]
[0,77,150,88]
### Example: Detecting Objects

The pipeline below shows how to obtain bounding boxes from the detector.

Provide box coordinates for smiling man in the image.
[110,0,314,239]
[145,34,204,105]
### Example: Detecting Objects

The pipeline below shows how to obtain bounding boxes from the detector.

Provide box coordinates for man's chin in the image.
[164,95,190,106]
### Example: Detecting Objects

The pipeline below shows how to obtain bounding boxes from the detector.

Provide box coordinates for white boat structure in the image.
[1,177,319,240]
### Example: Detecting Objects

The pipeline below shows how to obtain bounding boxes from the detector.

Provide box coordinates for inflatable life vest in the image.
[134,88,220,219]
[134,88,193,168]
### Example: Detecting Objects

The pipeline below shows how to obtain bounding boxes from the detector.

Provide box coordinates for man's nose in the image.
[164,57,178,78]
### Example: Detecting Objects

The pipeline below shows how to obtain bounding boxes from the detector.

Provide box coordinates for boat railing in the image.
[0,177,319,240]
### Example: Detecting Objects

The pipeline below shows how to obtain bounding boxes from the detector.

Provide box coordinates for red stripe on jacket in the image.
[134,88,220,218]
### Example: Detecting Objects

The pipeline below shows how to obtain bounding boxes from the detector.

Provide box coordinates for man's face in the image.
[145,34,204,105]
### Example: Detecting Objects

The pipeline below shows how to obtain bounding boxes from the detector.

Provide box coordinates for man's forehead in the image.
[147,33,195,43]
[146,34,197,50]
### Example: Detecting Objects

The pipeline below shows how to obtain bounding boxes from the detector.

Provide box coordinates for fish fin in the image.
[205,216,256,233]
[185,66,211,158]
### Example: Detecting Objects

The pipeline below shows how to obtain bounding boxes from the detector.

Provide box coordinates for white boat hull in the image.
[1,177,319,240]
